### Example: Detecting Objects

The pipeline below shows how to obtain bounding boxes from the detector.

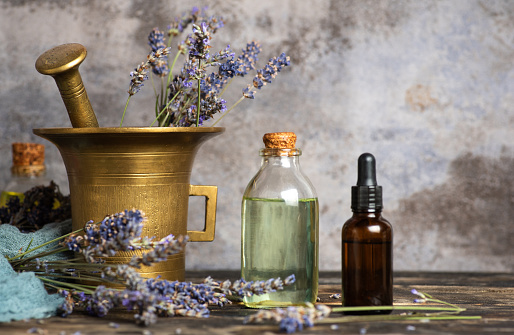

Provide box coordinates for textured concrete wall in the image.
[0,0,513,272]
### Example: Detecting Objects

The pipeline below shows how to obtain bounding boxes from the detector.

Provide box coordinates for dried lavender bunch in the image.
[7,208,296,326]
[120,6,290,127]
[59,271,295,325]
[0,181,71,231]
[63,209,154,263]
[8,209,171,272]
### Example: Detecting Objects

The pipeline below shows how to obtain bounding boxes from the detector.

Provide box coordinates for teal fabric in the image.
[0,220,71,322]
[0,220,72,261]
[0,256,65,322]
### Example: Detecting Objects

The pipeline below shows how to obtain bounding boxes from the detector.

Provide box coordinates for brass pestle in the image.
[35,43,99,128]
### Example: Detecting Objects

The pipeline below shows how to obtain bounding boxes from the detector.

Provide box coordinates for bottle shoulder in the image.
[342,213,392,241]
[243,165,317,199]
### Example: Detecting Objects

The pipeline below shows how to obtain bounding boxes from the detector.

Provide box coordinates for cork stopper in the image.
[11,143,46,176]
[263,132,297,149]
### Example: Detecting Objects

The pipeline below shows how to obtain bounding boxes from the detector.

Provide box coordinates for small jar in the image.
[0,143,49,207]
[241,132,319,308]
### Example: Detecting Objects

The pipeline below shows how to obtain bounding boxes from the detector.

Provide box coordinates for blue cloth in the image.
[0,256,65,322]
[0,220,71,261]
[0,220,71,322]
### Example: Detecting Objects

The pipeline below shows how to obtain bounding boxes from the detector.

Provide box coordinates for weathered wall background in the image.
[0,0,513,272]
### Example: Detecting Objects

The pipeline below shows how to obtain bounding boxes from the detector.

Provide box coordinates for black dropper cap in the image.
[351,153,383,212]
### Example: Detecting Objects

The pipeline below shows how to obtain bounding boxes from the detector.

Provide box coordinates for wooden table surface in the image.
[1,271,513,334]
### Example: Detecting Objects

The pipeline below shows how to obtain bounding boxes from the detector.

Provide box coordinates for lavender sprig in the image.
[121,47,172,126]
[218,274,296,297]
[10,209,186,290]
[244,304,331,334]
[148,28,169,77]
[219,41,261,79]
[9,205,296,326]
[129,234,188,268]
[211,52,291,126]
[188,22,212,61]
[64,209,146,263]
[246,291,479,334]
[410,289,463,310]
[123,7,290,128]
[59,271,296,325]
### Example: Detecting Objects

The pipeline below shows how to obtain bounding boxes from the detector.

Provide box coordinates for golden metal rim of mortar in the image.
[33,127,225,135]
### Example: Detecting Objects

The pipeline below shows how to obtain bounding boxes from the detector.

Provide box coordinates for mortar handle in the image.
[35,43,99,128]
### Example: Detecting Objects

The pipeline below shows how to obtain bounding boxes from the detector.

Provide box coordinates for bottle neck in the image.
[351,210,382,217]
[11,165,46,177]
[351,185,382,212]
[260,148,302,169]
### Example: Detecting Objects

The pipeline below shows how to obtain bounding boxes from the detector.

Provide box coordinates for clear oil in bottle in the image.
[241,132,319,308]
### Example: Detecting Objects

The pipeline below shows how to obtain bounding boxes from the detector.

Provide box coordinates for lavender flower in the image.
[188,22,211,60]
[244,304,331,334]
[210,45,235,65]
[147,47,172,76]
[218,59,239,79]
[411,288,428,303]
[129,234,188,268]
[34,258,53,273]
[84,286,116,318]
[167,7,224,38]
[85,210,144,257]
[167,7,217,37]
[219,41,262,78]
[59,290,75,317]
[63,209,146,263]
[64,234,84,252]
[148,28,167,52]
[201,72,224,97]
[236,41,261,75]
[73,272,293,325]
[218,274,295,297]
[146,279,221,316]
[56,226,295,326]
[200,96,227,121]
[63,267,160,325]
[126,47,172,97]
[281,316,305,333]
[128,62,150,96]
[253,53,291,89]
[150,52,169,77]
[242,85,255,99]
[204,14,225,33]
[102,264,146,290]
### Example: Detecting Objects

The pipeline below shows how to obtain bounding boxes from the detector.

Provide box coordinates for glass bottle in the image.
[0,143,48,207]
[241,132,319,308]
[341,153,393,314]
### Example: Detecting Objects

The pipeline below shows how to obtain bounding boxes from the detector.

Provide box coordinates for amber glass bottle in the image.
[341,153,393,314]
